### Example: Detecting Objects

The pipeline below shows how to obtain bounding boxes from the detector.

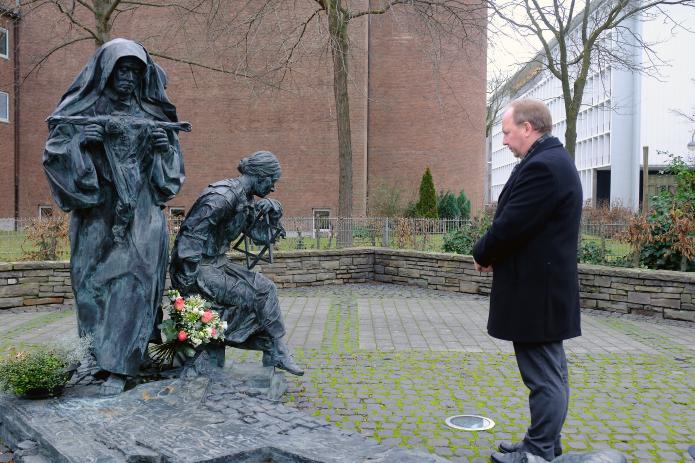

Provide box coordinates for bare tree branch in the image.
[22,36,93,82]
[491,0,695,157]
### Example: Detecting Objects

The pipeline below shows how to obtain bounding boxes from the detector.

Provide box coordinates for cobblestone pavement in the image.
[1,283,693,463]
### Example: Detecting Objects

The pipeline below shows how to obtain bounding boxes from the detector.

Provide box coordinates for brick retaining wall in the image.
[1,249,693,322]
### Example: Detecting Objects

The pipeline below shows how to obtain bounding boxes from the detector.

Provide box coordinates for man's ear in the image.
[523,121,533,136]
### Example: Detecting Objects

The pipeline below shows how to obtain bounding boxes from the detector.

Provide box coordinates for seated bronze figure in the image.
[169,151,303,376]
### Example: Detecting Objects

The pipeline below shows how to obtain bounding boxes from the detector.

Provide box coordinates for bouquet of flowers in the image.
[149,290,227,365]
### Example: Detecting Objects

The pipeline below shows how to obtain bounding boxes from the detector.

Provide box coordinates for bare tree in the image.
[486,69,510,137]
[491,0,695,158]
[3,0,486,246]
[0,0,269,82]
[235,0,485,244]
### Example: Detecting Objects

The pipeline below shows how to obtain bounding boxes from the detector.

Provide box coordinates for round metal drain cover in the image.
[445,415,495,431]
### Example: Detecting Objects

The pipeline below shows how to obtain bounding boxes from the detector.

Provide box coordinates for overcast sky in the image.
[487,16,541,81]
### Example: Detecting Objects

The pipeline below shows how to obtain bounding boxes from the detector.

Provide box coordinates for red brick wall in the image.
[367,5,487,212]
[0,15,15,219]
[9,2,485,220]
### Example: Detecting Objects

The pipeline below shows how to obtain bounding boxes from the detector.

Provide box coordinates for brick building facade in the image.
[0,11,16,222]
[0,3,486,222]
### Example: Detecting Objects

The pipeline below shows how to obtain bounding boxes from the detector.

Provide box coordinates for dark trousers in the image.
[513,341,569,461]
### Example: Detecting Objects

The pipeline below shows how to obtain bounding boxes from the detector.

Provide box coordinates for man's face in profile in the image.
[110,57,144,98]
[502,108,532,159]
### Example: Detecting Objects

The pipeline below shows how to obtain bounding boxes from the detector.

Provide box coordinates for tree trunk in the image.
[327,1,353,247]
[564,106,578,159]
[94,0,113,46]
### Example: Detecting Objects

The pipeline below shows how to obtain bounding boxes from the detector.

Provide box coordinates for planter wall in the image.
[1,249,693,322]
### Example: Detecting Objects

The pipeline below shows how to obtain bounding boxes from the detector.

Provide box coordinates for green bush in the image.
[640,155,695,271]
[403,201,418,218]
[437,191,460,219]
[456,190,471,220]
[442,215,491,254]
[0,338,89,397]
[416,167,438,218]
[640,195,695,271]
[0,347,72,396]
[352,225,372,239]
[578,241,606,265]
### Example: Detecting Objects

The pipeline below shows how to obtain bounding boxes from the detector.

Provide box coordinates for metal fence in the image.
[0,215,631,262]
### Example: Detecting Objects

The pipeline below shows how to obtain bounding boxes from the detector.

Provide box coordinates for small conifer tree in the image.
[416,167,438,218]
[437,191,460,219]
[456,190,471,220]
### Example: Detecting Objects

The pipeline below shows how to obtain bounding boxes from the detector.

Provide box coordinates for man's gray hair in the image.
[238,151,282,178]
[509,98,553,134]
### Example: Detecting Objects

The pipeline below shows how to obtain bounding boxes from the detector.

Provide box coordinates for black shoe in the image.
[499,441,562,458]
[491,451,548,463]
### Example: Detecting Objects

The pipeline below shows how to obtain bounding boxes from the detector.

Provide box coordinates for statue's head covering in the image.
[51,38,177,122]
[238,151,282,179]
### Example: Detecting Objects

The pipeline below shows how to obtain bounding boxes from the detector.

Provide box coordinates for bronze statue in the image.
[43,38,187,395]
[169,151,303,376]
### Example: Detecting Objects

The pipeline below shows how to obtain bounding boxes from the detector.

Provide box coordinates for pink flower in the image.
[174,297,185,311]
[200,310,214,324]
[177,330,188,342]
[211,327,217,338]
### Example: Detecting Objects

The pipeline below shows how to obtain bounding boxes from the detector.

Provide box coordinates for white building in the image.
[488,4,695,209]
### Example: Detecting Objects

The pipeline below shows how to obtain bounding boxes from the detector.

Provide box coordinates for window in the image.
[313,209,330,232]
[169,206,185,218]
[0,28,7,59]
[39,205,54,218]
[0,91,8,122]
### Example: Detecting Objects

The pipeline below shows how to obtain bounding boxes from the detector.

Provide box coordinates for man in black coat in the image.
[473,99,583,463]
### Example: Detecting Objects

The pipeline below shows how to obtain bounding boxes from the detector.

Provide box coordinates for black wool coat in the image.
[473,136,583,343]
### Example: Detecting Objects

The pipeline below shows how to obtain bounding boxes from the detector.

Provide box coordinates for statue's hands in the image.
[256,198,282,220]
[151,127,170,153]
[84,124,104,144]
[256,198,275,216]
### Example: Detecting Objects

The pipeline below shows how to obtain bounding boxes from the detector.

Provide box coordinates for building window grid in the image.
[0,27,7,59]
[490,62,615,202]
[0,91,8,122]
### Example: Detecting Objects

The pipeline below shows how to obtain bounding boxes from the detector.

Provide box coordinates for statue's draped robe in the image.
[42,39,185,376]
[169,179,285,347]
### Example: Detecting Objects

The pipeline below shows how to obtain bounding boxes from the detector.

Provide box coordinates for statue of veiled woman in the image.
[43,38,186,395]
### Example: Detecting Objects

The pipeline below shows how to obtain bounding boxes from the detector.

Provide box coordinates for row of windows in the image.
[576,103,612,143]
[575,134,611,170]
